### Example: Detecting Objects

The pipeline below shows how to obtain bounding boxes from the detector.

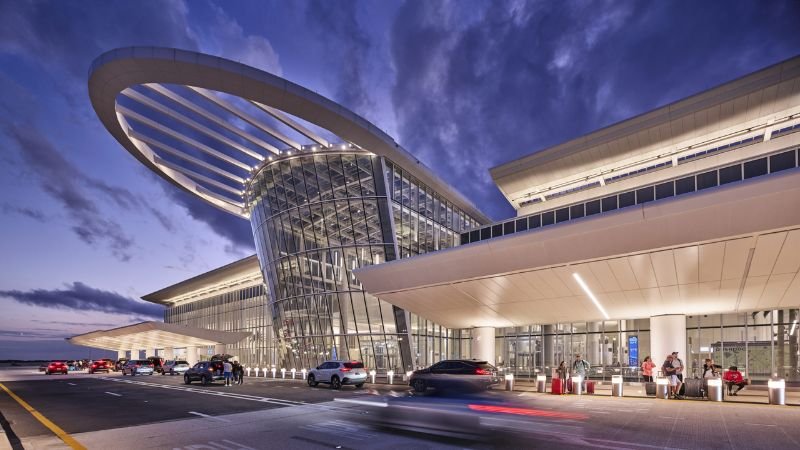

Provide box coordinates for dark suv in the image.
[409,359,500,393]
[183,361,225,385]
[147,356,165,374]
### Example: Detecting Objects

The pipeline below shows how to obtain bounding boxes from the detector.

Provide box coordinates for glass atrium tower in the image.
[247,148,480,372]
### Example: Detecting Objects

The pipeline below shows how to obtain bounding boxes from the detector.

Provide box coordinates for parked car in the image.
[114,358,128,371]
[183,361,225,385]
[409,360,500,393]
[307,360,367,390]
[147,356,165,374]
[162,360,191,375]
[45,361,68,375]
[122,360,154,376]
[88,359,111,374]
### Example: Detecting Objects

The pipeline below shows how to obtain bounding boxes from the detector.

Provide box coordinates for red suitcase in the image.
[551,378,564,394]
[586,380,595,394]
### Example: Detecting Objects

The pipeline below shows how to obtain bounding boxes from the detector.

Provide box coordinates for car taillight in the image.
[341,367,351,372]
[475,368,492,375]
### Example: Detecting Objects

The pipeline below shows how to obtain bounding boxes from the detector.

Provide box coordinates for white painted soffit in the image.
[68,321,250,351]
[354,169,800,328]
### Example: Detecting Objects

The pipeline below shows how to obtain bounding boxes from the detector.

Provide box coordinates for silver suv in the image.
[307,360,367,389]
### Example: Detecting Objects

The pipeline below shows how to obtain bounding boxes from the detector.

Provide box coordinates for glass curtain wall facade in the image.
[247,149,479,376]
[495,320,650,381]
[164,284,273,368]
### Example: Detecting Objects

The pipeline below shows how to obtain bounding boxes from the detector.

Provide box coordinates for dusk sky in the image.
[0,0,797,360]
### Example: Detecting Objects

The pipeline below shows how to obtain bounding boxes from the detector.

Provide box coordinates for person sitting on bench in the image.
[723,366,747,396]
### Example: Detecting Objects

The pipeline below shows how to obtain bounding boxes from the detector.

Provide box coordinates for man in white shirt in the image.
[223,361,233,386]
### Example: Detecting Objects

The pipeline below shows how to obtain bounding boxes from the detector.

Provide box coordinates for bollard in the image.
[281,368,286,379]
[369,370,376,384]
[245,367,251,377]
[656,377,669,399]
[387,370,394,384]
[707,378,723,402]
[611,375,623,397]
[768,378,786,405]
[271,368,276,378]
[505,374,515,391]
[254,367,259,377]
[536,375,546,393]
[301,369,307,380]
[571,375,583,395]
[291,368,296,379]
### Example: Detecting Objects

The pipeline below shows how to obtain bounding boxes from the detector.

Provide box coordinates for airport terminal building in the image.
[72,47,800,383]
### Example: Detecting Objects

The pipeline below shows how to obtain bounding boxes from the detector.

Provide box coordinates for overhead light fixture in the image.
[572,272,609,320]
[790,319,798,336]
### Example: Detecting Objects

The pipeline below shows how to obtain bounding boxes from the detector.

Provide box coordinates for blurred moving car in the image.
[88,360,111,374]
[147,356,165,374]
[183,361,225,385]
[45,361,68,375]
[360,391,588,442]
[307,360,367,389]
[122,359,154,376]
[409,360,500,393]
[162,360,190,375]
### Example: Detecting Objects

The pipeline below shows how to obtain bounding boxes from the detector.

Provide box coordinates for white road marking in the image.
[189,411,232,422]
[333,398,387,408]
[744,423,777,427]
[105,391,122,397]
[67,383,77,386]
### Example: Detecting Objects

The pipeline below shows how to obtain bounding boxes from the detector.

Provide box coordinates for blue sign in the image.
[628,336,639,367]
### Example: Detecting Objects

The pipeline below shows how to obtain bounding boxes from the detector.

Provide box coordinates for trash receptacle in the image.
[611,375,623,397]
[536,375,546,393]
[768,378,785,405]
[707,378,723,402]
[656,376,669,399]
[505,374,514,391]
[571,375,583,396]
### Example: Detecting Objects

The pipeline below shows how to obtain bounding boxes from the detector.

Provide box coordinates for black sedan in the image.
[409,360,500,393]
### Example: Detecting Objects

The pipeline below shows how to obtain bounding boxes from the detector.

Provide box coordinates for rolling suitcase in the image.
[586,380,595,394]
[551,378,564,395]
[645,382,656,396]
[683,378,703,398]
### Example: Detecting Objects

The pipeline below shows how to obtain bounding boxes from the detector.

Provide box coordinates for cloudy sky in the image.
[0,0,797,360]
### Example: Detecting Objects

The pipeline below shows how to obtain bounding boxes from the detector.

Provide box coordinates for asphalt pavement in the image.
[2,369,800,449]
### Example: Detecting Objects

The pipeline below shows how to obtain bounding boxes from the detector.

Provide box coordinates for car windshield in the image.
[343,362,364,369]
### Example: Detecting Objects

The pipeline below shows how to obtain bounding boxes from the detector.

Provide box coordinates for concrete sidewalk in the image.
[509,380,800,406]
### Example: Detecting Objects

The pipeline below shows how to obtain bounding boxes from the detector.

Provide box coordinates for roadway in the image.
[1,369,799,449]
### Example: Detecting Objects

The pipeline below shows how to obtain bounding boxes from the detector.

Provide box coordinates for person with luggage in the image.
[662,354,683,399]
[671,351,684,395]
[723,366,747,396]
[641,356,656,382]
[572,354,590,393]
[556,361,568,395]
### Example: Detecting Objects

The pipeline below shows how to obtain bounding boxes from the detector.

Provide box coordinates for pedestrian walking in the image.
[641,356,655,382]
[223,360,233,387]
[236,362,244,385]
[671,351,684,395]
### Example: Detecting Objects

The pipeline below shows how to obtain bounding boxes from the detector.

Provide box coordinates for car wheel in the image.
[355,383,364,388]
[413,379,426,393]
[201,375,210,386]
[184,375,191,385]
[330,376,341,390]
[307,374,318,387]
[45,370,50,375]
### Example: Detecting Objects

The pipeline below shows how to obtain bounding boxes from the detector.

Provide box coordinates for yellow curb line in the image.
[0,382,86,450]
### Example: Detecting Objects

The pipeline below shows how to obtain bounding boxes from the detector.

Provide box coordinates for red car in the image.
[88,359,111,374]
[45,361,68,375]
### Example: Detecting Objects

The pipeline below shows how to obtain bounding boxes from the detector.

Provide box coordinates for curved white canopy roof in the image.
[88,47,489,223]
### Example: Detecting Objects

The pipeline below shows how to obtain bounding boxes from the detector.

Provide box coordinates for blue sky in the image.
[0,0,797,360]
